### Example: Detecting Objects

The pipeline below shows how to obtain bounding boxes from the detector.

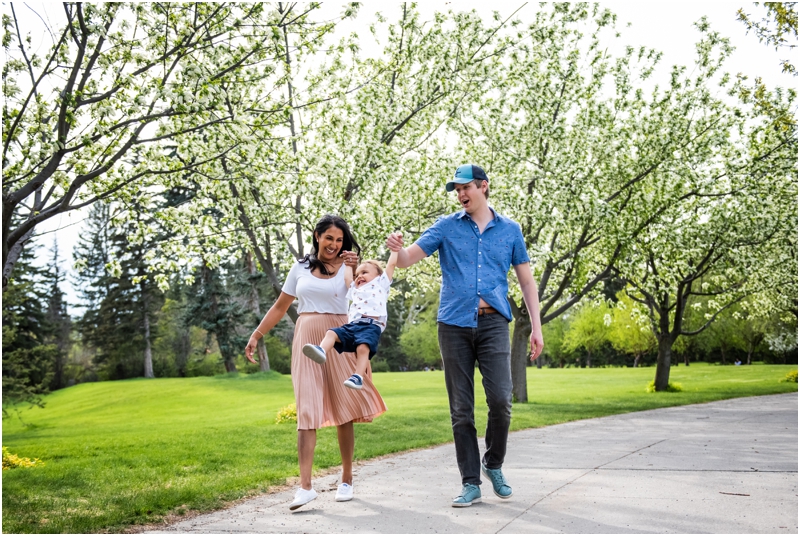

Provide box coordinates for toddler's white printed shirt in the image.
[346,273,392,331]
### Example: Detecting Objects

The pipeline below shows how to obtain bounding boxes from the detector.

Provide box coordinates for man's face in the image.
[453,180,487,213]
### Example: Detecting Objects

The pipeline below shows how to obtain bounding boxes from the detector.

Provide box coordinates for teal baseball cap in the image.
[446,164,489,192]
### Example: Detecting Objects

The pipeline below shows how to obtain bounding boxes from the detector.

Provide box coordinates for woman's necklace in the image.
[321,259,341,297]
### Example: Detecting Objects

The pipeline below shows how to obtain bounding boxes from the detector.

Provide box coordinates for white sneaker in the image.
[335,482,354,502]
[289,487,317,510]
[343,373,363,390]
[302,344,327,364]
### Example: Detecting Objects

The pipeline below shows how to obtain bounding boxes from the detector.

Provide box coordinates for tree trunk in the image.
[586,349,592,369]
[510,315,532,403]
[177,330,190,377]
[140,277,154,378]
[218,332,238,373]
[217,331,238,373]
[143,309,154,378]
[257,338,268,371]
[654,336,673,391]
[2,226,34,292]
[246,252,270,372]
[633,353,641,368]
[747,343,753,365]
[684,352,690,366]
[720,344,727,365]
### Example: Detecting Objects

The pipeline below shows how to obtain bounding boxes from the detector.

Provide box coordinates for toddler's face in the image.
[354,263,379,288]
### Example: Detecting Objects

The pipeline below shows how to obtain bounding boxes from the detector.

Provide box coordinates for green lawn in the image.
[2,363,797,533]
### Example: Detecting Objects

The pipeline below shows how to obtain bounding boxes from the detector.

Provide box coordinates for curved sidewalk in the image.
[153,393,797,534]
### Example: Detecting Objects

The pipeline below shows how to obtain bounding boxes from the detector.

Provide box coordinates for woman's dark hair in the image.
[301,214,361,275]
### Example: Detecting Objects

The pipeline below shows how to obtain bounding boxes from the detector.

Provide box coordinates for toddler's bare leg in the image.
[354,344,370,377]
[319,330,340,353]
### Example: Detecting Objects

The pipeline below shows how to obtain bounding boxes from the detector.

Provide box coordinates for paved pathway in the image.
[152,393,797,534]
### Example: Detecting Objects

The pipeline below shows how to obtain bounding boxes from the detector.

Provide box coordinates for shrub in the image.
[370,359,390,373]
[646,381,683,393]
[186,352,225,377]
[275,403,297,424]
[2,446,43,470]
[780,370,798,383]
[245,334,292,375]
[399,306,443,370]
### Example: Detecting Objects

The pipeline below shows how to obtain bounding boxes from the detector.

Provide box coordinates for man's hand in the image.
[386,233,427,268]
[386,232,404,252]
[529,330,544,361]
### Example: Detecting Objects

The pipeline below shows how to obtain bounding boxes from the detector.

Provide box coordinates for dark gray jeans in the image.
[438,314,513,486]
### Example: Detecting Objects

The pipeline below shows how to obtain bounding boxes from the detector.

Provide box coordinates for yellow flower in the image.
[275,403,297,424]
[2,446,44,470]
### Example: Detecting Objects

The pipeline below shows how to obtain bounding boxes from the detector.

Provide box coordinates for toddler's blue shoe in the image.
[451,483,481,507]
[481,463,512,498]
[302,344,326,364]
[343,374,363,390]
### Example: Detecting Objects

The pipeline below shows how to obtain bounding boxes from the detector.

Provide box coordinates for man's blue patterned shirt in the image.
[415,208,530,328]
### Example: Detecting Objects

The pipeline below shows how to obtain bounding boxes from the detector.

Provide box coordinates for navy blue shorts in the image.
[330,321,382,359]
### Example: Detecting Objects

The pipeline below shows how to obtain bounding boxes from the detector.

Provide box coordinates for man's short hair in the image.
[474,179,489,199]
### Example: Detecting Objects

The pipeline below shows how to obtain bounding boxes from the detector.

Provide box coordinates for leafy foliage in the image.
[737,2,798,75]
[607,293,657,365]
[399,302,442,370]
[561,301,612,368]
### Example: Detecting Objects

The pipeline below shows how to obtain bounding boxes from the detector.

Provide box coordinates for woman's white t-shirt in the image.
[281,260,349,314]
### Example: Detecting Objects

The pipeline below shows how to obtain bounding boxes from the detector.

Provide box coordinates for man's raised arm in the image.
[386,232,428,268]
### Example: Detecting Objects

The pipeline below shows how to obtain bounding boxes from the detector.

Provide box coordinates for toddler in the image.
[303,249,398,389]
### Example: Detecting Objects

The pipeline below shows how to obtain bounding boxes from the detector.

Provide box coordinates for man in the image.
[386,163,544,507]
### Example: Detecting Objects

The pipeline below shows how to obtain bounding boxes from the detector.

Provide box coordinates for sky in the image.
[16,1,795,312]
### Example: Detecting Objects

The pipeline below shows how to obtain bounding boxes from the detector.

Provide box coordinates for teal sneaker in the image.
[452,483,481,507]
[481,463,512,499]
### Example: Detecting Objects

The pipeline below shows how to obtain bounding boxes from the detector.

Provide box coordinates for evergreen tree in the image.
[87,227,141,379]
[73,203,112,342]
[155,276,194,377]
[43,239,72,390]
[2,240,57,415]
[73,202,163,380]
[185,261,247,373]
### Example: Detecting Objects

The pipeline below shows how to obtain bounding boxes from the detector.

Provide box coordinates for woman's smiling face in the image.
[315,225,344,263]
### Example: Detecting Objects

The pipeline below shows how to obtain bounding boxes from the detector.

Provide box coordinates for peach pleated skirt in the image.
[291,313,387,430]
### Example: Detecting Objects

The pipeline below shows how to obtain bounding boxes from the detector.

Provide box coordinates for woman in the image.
[244,214,387,510]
